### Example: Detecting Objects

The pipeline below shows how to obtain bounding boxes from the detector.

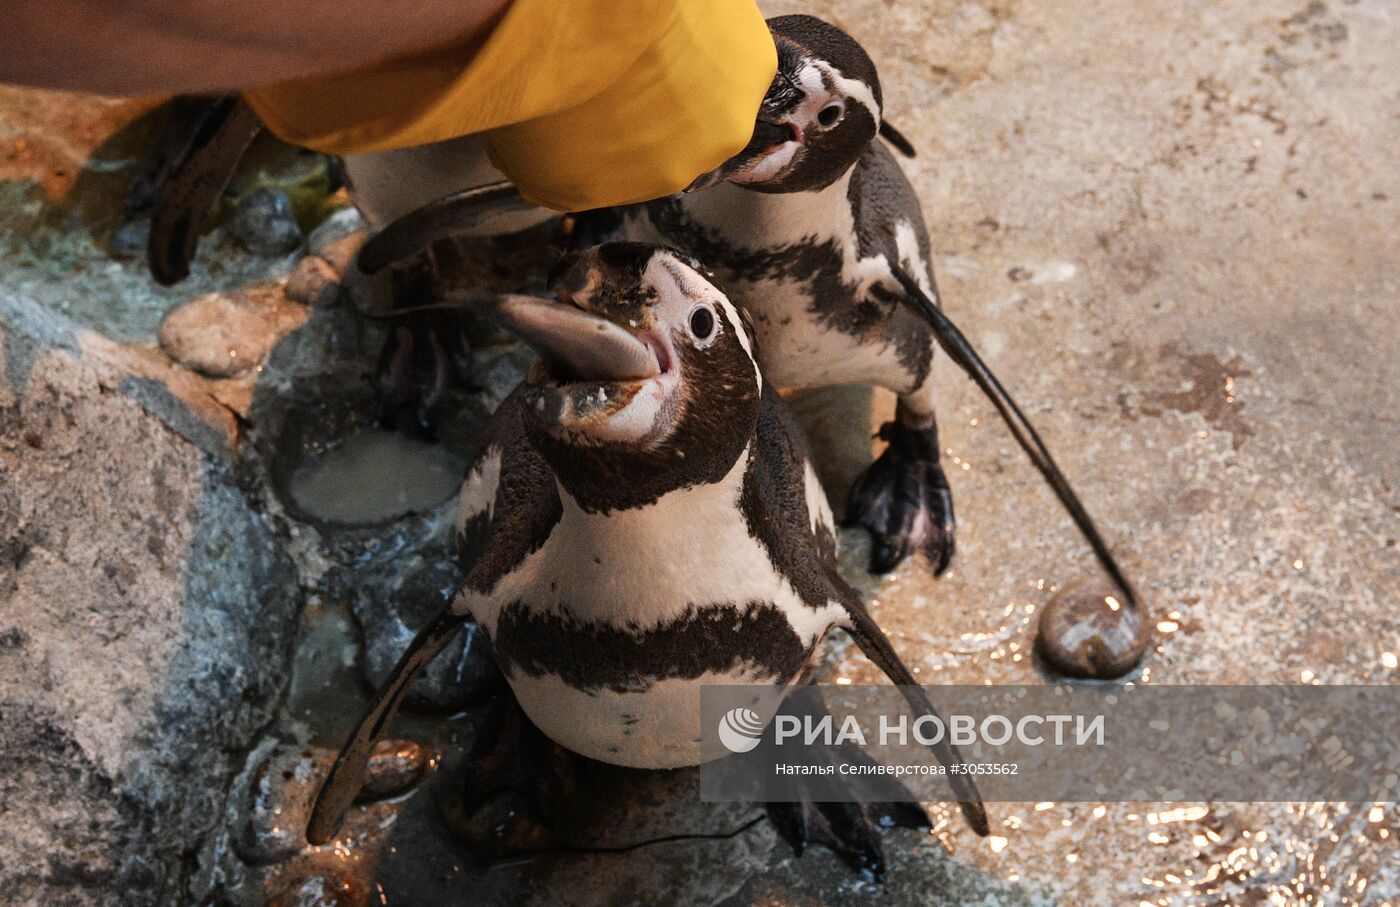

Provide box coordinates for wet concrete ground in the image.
[2,0,1398,903]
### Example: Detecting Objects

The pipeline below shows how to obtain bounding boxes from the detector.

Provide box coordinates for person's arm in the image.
[2,0,778,211]
[1,0,510,95]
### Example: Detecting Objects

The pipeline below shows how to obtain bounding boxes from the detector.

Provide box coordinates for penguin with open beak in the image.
[305,242,989,879]
[361,14,1141,619]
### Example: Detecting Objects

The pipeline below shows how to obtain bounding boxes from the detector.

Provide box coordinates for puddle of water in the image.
[287,429,465,526]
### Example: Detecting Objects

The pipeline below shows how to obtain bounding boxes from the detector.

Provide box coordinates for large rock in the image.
[0,291,300,906]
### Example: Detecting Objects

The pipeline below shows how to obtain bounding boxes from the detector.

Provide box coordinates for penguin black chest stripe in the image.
[489,599,811,694]
[636,151,933,386]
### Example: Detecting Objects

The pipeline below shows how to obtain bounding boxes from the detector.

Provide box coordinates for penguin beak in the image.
[686,118,797,192]
[490,295,662,384]
[749,117,796,150]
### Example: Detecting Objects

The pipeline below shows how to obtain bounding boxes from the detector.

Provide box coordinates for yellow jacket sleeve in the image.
[243,0,776,212]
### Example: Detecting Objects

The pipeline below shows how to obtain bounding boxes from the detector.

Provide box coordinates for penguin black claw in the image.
[767,799,925,883]
[845,418,957,575]
[765,688,936,882]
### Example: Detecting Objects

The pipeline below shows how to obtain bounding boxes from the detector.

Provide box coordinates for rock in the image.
[359,740,428,801]
[107,218,151,260]
[266,869,370,907]
[234,739,428,866]
[1035,581,1150,679]
[228,187,303,257]
[316,231,368,277]
[0,301,300,906]
[307,207,367,265]
[372,759,775,907]
[306,207,367,278]
[337,523,501,712]
[285,254,342,306]
[158,286,308,378]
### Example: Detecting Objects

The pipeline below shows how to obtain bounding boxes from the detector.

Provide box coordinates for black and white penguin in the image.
[360,15,1141,615]
[618,15,967,575]
[307,242,988,877]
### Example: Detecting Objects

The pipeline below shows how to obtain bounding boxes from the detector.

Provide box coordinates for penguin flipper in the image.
[307,608,468,845]
[146,96,263,286]
[831,581,988,835]
[878,120,917,158]
[124,95,232,220]
[357,182,541,275]
[875,266,1143,617]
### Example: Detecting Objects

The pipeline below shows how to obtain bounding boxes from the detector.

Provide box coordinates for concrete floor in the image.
[760,0,1400,902]
[2,0,1397,903]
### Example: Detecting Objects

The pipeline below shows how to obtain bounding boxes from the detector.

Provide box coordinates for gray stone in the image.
[228,187,303,257]
[306,207,368,277]
[307,207,367,259]
[315,231,368,278]
[107,218,151,260]
[1035,579,1149,678]
[332,514,501,712]
[158,286,308,378]
[0,304,300,906]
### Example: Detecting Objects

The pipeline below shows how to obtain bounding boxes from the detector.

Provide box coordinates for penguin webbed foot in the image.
[767,798,930,883]
[764,690,930,883]
[445,693,586,862]
[845,414,956,575]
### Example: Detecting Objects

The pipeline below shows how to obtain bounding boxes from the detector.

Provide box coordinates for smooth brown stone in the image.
[358,739,429,801]
[1035,581,1150,679]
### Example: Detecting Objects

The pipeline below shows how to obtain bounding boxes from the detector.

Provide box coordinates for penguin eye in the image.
[816,102,844,129]
[688,306,716,342]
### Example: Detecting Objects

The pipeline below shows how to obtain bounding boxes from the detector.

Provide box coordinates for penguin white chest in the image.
[460,454,843,769]
[631,182,912,392]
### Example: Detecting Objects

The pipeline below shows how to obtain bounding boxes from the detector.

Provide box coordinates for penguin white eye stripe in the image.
[812,61,881,124]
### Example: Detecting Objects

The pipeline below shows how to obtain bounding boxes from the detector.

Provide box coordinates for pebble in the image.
[107,218,150,260]
[307,207,366,255]
[159,287,308,378]
[237,739,429,866]
[358,739,428,801]
[307,207,367,274]
[315,231,367,277]
[285,254,342,306]
[1035,580,1150,679]
[228,187,304,257]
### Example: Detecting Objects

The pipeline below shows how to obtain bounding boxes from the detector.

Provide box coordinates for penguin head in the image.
[495,242,763,511]
[698,16,882,194]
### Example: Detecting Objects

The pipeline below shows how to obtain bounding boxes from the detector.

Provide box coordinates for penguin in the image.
[305,242,990,878]
[354,14,1142,615]
[618,14,989,575]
